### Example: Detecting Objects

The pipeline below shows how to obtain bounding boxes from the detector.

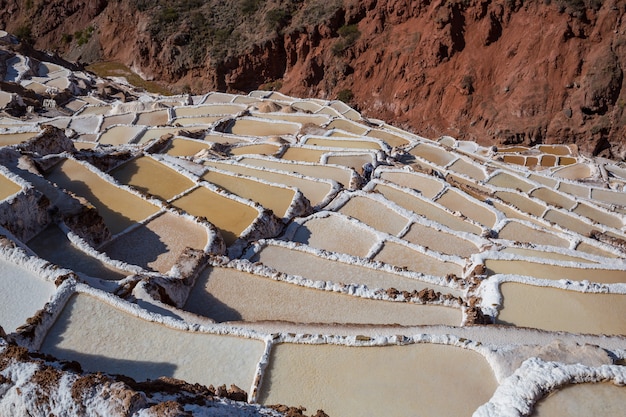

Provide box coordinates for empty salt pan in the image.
[401,222,480,257]
[171,185,259,245]
[174,116,223,126]
[436,188,497,228]
[0,172,21,200]
[376,170,444,199]
[280,147,325,163]
[0,132,40,146]
[497,282,626,335]
[135,109,170,126]
[230,143,281,157]
[185,266,460,326]
[532,383,626,416]
[250,243,463,296]
[530,187,576,210]
[494,191,547,217]
[447,158,487,180]
[290,214,377,257]
[303,137,382,150]
[27,224,128,281]
[45,158,160,235]
[325,118,369,135]
[573,202,624,230]
[0,258,56,333]
[227,118,299,136]
[259,342,496,417]
[174,104,245,117]
[41,293,264,389]
[164,138,210,157]
[497,219,571,248]
[202,169,297,219]
[337,195,410,236]
[102,211,208,273]
[374,241,464,277]
[136,127,187,144]
[110,156,195,201]
[487,172,536,193]
[485,259,626,283]
[366,128,410,147]
[410,143,456,166]
[98,125,144,146]
[324,153,374,174]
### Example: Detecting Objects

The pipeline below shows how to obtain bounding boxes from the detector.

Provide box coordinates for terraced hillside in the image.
[0,32,626,416]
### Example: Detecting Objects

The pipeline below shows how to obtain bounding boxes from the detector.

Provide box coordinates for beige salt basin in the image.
[303,136,382,150]
[0,131,40,146]
[100,113,135,130]
[41,293,264,389]
[171,186,259,245]
[538,144,573,156]
[135,127,184,144]
[447,158,488,180]
[324,153,374,174]
[375,170,444,199]
[401,222,480,257]
[230,143,281,157]
[327,130,360,138]
[500,247,599,264]
[27,224,128,281]
[487,172,536,193]
[532,383,626,416]
[591,187,626,207]
[290,214,377,258]
[410,143,457,166]
[102,211,208,273]
[202,170,296,219]
[252,112,330,126]
[163,138,211,157]
[552,163,592,180]
[68,116,100,134]
[134,109,170,126]
[371,182,482,235]
[259,342,496,417]
[573,202,624,230]
[435,188,497,228]
[494,191,547,217]
[203,92,237,103]
[497,282,626,335]
[46,159,160,235]
[0,258,56,333]
[280,147,326,163]
[557,181,590,199]
[366,128,410,147]
[0,172,21,200]
[110,156,195,201]
[227,118,299,136]
[250,243,463,297]
[325,118,369,135]
[185,266,460,326]
[374,241,464,277]
[498,220,570,248]
[529,187,576,210]
[98,125,145,145]
[204,160,334,207]
[239,156,354,188]
[174,104,245,117]
[485,259,626,283]
[173,116,223,126]
[337,195,410,236]
[542,209,597,236]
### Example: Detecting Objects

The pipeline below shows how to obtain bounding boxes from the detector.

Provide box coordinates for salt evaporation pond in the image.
[163,137,210,157]
[337,195,410,236]
[374,241,464,277]
[259,342,496,417]
[202,169,297,219]
[171,186,258,245]
[325,153,374,173]
[110,155,195,201]
[485,259,626,283]
[102,211,208,273]
[0,258,55,333]
[41,293,264,389]
[27,224,128,281]
[204,160,334,207]
[46,158,160,235]
[0,172,21,200]
[497,282,626,334]
[532,383,626,416]
[228,119,299,136]
[0,131,39,146]
[280,146,326,162]
[250,243,463,296]
[98,125,145,145]
[185,266,460,326]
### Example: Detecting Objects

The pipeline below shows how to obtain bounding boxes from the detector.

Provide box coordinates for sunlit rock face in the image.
[0,37,626,417]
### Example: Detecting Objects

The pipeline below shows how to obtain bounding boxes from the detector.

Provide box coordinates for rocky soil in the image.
[2,0,626,158]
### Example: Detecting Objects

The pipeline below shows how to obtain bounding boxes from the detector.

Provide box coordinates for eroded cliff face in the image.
[2,0,626,158]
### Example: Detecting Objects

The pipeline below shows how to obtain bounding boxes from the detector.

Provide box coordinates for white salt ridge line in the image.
[474,250,626,273]
[282,210,468,271]
[474,358,626,417]
[364,178,493,236]
[218,254,464,308]
[199,157,343,210]
[244,238,466,291]
[326,188,491,249]
[320,149,385,165]
[477,273,626,320]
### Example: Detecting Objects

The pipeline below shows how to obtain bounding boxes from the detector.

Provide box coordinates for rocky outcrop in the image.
[3,0,626,158]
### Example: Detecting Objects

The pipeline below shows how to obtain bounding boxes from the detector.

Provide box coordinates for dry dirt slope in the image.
[2,0,626,158]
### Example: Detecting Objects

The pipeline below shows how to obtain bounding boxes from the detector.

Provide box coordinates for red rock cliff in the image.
[2,0,626,158]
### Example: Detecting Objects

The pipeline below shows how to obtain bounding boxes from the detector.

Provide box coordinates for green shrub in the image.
[332,24,361,56]
[15,24,33,44]
[337,89,354,103]
[266,8,291,30]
